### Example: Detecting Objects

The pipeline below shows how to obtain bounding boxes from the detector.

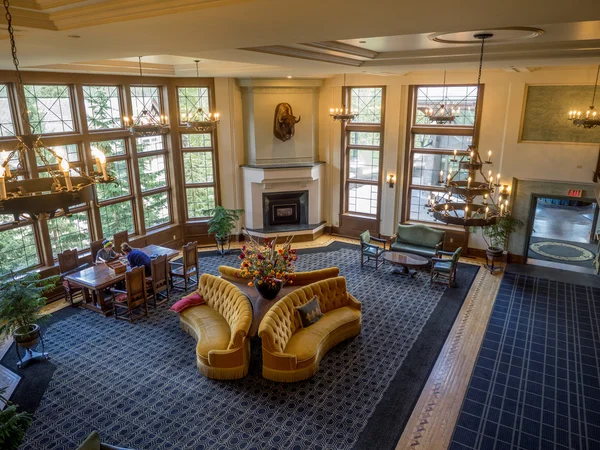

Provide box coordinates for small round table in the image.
[383,252,429,277]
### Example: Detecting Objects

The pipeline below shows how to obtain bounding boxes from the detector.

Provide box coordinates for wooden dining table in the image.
[227,280,302,337]
[64,244,179,316]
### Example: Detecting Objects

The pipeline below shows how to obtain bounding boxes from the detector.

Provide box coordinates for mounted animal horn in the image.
[295,115,301,124]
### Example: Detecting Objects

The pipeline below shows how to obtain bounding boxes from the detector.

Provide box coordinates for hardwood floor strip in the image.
[395,267,502,450]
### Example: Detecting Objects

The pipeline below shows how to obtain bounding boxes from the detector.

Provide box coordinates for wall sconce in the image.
[387,174,395,188]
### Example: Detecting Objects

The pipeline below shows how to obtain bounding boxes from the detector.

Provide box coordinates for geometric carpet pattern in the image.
[21,245,451,450]
[449,272,600,450]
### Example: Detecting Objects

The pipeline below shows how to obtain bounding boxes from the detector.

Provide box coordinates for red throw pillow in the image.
[170,292,205,313]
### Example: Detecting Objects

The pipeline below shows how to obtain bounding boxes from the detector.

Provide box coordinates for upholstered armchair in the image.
[359,230,387,270]
[430,247,462,287]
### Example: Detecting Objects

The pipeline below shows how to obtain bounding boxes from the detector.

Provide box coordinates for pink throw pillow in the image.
[170,292,205,313]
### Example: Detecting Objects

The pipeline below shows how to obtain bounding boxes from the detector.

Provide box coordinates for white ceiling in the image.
[2,0,599,77]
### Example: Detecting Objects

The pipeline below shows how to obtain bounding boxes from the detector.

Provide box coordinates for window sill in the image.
[403,220,466,232]
[341,213,378,221]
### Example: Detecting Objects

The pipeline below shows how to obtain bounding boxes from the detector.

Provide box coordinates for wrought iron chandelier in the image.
[330,74,358,123]
[181,60,220,132]
[0,0,115,222]
[428,33,510,228]
[425,71,458,124]
[567,64,600,129]
[123,56,169,137]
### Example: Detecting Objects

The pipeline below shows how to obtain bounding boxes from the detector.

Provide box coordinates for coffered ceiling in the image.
[0,0,597,77]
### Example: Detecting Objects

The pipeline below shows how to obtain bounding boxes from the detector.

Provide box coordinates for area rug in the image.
[16,242,478,450]
[449,271,600,450]
[528,237,595,268]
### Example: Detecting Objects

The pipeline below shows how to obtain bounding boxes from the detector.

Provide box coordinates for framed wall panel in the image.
[520,85,600,144]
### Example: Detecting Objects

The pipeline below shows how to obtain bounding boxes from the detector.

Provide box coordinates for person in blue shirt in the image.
[121,243,152,276]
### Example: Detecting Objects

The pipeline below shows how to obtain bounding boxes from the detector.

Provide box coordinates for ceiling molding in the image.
[0,7,55,30]
[303,41,379,59]
[25,60,176,75]
[11,0,85,10]
[50,0,251,30]
[243,46,364,67]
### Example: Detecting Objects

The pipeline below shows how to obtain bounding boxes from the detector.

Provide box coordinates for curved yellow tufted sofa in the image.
[258,276,361,382]
[179,273,253,380]
[218,265,340,286]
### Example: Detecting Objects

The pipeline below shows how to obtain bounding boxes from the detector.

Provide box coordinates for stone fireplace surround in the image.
[241,162,325,238]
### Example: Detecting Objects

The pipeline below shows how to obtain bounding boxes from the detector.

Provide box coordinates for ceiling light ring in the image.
[428,27,543,44]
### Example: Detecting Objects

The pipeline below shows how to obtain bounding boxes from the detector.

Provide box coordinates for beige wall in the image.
[216,66,600,251]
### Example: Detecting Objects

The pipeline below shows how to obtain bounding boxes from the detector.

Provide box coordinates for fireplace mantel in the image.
[241,163,325,232]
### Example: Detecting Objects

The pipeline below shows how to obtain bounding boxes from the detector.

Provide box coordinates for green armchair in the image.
[391,224,445,259]
[430,247,462,287]
[359,230,387,270]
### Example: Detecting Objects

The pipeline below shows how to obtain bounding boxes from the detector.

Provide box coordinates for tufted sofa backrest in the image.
[290,267,340,286]
[197,273,253,349]
[259,276,350,354]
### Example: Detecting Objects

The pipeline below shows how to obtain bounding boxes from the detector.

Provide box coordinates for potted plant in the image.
[204,206,244,255]
[0,272,58,367]
[477,215,524,258]
[238,231,297,300]
[0,386,32,450]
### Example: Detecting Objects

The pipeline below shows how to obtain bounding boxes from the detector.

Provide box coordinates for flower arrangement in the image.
[238,232,297,289]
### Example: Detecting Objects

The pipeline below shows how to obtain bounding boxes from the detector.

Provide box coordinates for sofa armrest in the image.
[437,250,455,257]
[261,347,297,371]
[347,293,362,311]
[208,345,246,368]
[229,328,248,349]
[435,241,443,255]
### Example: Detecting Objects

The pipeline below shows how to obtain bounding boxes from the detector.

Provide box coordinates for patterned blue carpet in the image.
[18,243,476,450]
[450,272,600,450]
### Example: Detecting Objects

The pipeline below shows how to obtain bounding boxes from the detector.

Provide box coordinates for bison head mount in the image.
[273,103,301,142]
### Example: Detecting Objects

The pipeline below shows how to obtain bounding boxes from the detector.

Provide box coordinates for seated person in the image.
[96,239,119,263]
[121,243,152,276]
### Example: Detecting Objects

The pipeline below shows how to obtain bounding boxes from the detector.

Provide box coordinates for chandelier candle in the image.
[0,166,6,200]
[1,151,11,178]
[60,159,73,191]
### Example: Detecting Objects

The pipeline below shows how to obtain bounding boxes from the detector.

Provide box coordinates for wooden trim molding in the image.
[396,266,501,450]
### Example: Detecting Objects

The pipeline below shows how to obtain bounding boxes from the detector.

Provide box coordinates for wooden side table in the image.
[485,250,507,274]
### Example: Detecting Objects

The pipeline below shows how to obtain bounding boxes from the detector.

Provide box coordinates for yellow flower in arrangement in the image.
[238,231,298,286]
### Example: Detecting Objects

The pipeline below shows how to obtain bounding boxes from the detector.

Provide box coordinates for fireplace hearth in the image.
[263,191,308,228]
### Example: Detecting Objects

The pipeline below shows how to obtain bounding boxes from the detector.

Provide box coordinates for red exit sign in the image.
[567,189,583,197]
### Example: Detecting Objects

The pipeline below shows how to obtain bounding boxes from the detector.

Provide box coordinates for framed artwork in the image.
[520,85,600,144]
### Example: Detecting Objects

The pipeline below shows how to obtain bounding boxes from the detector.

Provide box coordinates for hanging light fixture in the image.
[0,0,115,222]
[567,64,600,129]
[428,33,510,228]
[123,56,169,137]
[425,71,458,124]
[181,60,220,132]
[330,74,358,122]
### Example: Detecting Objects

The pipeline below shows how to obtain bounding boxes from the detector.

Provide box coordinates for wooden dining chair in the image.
[113,231,129,253]
[58,248,84,306]
[169,241,199,291]
[147,255,170,308]
[111,266,148,323]
[90,239,104,264]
